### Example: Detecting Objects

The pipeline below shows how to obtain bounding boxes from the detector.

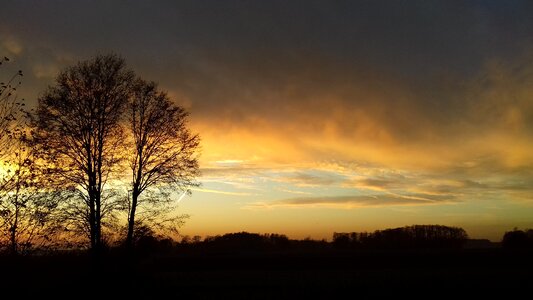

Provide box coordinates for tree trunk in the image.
[95,191,101,251]
[127,150,143,249]
[87,148,97,252]
[126,189,139,248]
[10,199,19,255]
[89,191,96,251]
[10,173,21,255]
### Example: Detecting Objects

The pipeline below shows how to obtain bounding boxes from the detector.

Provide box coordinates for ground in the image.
[2,248,531,298]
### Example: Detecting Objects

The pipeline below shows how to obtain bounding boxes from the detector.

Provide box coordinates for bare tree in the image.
[125,80,199,248]
[0,130,62,255]
[0,56,23,161]
[32,54,134,252]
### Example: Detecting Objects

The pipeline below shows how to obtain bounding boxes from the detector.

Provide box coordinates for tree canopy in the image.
[29,54,200,252]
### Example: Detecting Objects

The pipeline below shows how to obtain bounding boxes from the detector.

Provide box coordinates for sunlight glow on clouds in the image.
[185,54,533,240]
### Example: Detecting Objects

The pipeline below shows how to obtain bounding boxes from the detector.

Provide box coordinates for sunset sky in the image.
[1,1,533,240]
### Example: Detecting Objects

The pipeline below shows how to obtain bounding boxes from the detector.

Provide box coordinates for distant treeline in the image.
[137,225,475,253]
[183,232,293,252]
[333,225,468,249]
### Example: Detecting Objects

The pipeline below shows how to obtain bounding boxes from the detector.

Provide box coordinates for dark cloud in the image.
[2,1,533,168]
[3,1,533,108]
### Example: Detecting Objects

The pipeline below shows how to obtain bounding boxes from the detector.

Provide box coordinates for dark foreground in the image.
[2,249,531,298]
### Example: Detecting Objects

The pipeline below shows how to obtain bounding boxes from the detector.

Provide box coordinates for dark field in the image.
[2,249,531,298]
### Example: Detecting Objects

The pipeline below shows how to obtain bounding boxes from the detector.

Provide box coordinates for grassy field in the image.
[2,248,531,298]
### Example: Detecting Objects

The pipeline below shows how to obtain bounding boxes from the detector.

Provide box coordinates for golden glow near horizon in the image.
[2,1,533,241]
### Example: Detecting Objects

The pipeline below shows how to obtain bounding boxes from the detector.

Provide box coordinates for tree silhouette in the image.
[0,56,23,160]
[32,54,134,252]
[125,80,199,248]
[0,57,60,255]
[0,130,62,255]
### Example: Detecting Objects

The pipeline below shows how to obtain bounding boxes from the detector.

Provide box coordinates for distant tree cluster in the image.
[333,225,468,249]
[206,232,290,249]
[181,232,291,252]
[502,229,533,249]
[0,54,200,255]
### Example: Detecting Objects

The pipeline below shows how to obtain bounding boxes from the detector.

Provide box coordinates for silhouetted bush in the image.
[128,224,175,254]
[333,225,468,249]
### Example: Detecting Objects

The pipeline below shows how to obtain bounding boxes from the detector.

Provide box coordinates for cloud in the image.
[0,35,22,55]
[199,154,533,208]
[1,1,533,212]
[3,3,533,164]
[32,63,59,79]
[270,171,346,187]
[345,173,411,191]
[189,51,533,176]
[276,188,312,195]
[245,193,455,210]
[190,187,254,197]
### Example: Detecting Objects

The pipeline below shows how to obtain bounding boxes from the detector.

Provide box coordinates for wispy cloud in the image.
[190,187,254,196]
[215,159,245,165]
[275,188,312,195]
[244,193,455,210]
[200,166,266,178]
[270,171,347,187]
[345,175,409,191]
[0,35,23,55]
[32,63,59,79]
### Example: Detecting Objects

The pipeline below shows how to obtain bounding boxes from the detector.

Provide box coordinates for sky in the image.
[1,0,533,241]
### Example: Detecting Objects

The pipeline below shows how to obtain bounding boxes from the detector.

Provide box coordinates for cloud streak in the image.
[245,193,455,210]
[190,187,254,197]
